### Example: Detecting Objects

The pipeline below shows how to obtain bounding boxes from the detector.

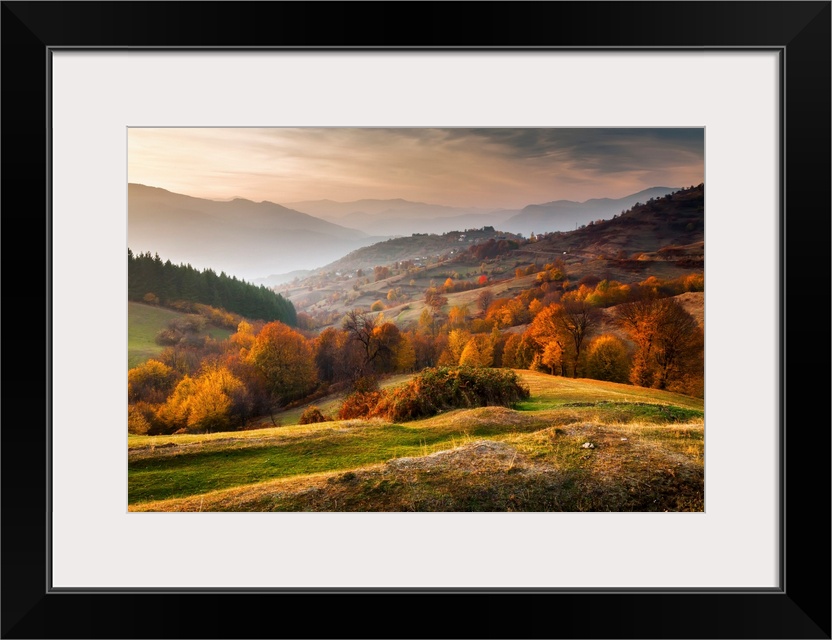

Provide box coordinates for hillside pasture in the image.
[128,302,232,368]
[129,371,703,511]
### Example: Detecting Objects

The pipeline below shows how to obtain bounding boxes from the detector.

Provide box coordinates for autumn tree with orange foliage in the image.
[557,297,600,378]
[540,340,565,376]
[527,304,570,376]
[651,300,703,392]
[246,321,317,406]
[615,295,702,393]
[495,298,530,328]
[615,296,661,387]
[341,309,407,379]
[527,298,599,378]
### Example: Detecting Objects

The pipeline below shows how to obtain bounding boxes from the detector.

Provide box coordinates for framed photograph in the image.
[3,2,829,638]
[125,124,707,517]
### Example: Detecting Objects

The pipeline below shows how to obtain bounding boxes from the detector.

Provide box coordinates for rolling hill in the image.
[282,184,704,327]
[319,227,523,274]
[128,371,704,512]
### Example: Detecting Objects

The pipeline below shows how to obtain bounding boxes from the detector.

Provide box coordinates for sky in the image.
[128,128,704,209]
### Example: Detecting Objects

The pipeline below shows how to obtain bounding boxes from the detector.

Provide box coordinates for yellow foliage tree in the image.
[230,320,255,351]
[585,334,630,383]
[128,359,177,404]
[395,332,417,372]
[155,375,196,431]
[156,366,246,433]
[540,340,565,375]
[418,308,437,336]
[186,366,244,432]
[502,333,535,369]
[499,298,529,328]
[460,334,494,367]
[459,338,485,367]
[444,328,471,365]
[448,304,470,328]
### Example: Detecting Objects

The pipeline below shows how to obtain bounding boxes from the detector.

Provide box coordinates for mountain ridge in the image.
[504,186,680,235]
[128,183,385,281]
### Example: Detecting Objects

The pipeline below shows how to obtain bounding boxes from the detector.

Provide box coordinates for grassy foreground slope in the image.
[129,371,703,512]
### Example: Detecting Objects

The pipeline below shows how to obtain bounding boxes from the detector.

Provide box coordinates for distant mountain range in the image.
[501,187,679,235]
[129,184,683,282]
[128,184,385,281]
[283,188,679,238]
[282,198,519,236]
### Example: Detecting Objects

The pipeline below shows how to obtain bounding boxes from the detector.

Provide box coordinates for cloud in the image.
[128,128,703,208]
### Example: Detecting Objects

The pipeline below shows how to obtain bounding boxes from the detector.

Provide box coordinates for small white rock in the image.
[581,442,595,449]
[620,437,628,441]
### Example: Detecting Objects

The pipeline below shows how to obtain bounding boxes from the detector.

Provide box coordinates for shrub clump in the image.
[298,406,329,425]
[339,366,530,423]
[338,391,383,420]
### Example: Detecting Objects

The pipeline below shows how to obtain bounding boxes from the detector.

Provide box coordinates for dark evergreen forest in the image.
[128,249,296,325]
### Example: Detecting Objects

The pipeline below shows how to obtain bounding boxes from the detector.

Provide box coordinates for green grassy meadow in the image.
[128,302,232,368]
[129,371,704,512]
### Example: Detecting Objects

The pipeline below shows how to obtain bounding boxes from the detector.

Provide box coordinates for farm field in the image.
[129,370,704,512]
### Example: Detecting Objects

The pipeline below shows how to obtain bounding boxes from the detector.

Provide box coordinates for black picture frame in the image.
[2,2,829,638]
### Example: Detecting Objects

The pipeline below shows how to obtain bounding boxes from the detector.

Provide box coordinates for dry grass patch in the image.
[515,370,704,411]
[133,420,703,512]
